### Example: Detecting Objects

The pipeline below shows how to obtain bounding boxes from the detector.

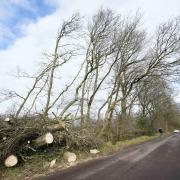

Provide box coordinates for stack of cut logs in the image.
[0,117,67,168]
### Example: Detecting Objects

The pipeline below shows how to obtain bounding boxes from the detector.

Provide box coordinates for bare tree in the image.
[11,13,82,119]
[43,13,81,118]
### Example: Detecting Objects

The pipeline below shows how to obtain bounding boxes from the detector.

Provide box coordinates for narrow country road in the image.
[35,134,180,180]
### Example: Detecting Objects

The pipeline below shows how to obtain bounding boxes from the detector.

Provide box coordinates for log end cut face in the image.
[46,132,54,144]
[4,155,18,167]
[63,152,77,163]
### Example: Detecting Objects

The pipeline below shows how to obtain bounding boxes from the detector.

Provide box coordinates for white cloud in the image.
[0,0,180,112]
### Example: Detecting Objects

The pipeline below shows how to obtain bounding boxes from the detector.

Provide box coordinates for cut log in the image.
[31,132,54,148]
[4,118,10,122]
[3,137,7,141]
[4,117,13,125]
[49,159,56,168]
[46,122,66,132]
[90,149,100,154]
[4,154,18,167]
[63,152,77,163]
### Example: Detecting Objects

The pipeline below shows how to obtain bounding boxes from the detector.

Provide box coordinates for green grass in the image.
[100,135,158,155]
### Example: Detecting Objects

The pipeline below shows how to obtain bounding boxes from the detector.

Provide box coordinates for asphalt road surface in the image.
[35,134,180,180]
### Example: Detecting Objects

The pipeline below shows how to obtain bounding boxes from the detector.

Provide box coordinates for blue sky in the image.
[0,0,57,49]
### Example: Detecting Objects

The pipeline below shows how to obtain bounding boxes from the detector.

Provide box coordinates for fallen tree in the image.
[0,117,68,168]
[0,114,104,168]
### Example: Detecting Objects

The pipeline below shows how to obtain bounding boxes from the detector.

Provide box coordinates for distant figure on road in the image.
[158,128,163,136]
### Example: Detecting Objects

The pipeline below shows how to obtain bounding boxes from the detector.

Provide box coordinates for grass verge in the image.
[100,135,158,155]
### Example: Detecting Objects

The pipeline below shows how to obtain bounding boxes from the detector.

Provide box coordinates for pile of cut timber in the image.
[0,117,67,168]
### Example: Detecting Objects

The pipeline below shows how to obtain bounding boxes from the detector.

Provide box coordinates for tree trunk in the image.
[46,122,66,132]
[31,132,54,148]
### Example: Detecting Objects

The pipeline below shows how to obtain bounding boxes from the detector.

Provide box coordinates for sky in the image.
[0,0,57,49]
[0,0,180,112]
